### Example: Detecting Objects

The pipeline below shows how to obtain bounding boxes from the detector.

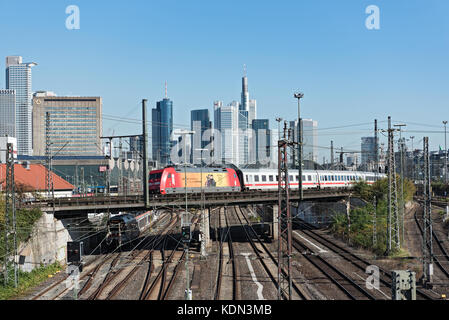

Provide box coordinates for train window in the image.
[296,175,299,182]
[248,175,253,182]
[246,175,248,181]
[331,176,334,181]
[262,175,267,182]
[302,175,305,181]
[276,175,279,181]
[289,175,293,182]
[308,175,312,181]
[255,175,260,182]
[269,175,274,182]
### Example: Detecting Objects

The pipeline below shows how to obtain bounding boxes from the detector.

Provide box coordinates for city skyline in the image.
[1,1,448,161]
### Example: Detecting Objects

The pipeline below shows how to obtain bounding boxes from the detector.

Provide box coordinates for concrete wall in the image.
[18,212,72,272]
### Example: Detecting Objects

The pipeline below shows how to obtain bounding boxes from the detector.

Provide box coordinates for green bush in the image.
[330,177,413,256]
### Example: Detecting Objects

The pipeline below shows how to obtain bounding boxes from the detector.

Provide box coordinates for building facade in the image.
[0,89,16,137]
[191,109,212,164]
[290,118,318,165]
[361,136,377,165]
[32,95,102,156]
[6,56,37,155]
[152,98,173,166]
[252,119,271,165]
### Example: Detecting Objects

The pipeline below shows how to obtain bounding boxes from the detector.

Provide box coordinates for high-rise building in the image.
[6,56,37,155]
[191,109,212,164]
[216,101,239,165]
[303,119,318,163]
[290,118,318,164]
[32,94,102,156]
[152,97,173,166]
[248,99,257,127]
[361,136,377,165]
[0,89,16,137]
[252,119,271,165]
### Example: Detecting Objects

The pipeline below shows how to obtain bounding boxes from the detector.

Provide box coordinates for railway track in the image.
[293,218,435,300]
[85,214,179,300]
[233,206,310,300]
[140,215,199,300]
[414,207,449,280]
[214,207,239,300]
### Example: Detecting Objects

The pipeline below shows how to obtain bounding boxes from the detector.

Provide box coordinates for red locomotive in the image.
[149,166,241,194]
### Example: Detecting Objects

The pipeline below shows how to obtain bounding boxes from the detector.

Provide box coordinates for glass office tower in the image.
[152,98,173,166]
[6,56,37,155]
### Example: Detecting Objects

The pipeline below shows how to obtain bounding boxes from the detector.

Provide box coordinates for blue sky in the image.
[1,0,448,161]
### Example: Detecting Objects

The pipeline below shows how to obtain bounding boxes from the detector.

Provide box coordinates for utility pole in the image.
[195,148,208,259]
[385,117,400,254]
[394,124,406,244]
[294,92,304,201]
[5,143,17,287]
[45,112,54,199]
[373,195,377,246]
[444,121,448,185]
[142,99,150,208]
[180,130,194,300]
[410,136,415,181]
[422,137,434,287]
[277,121,293,300]
[330,140,334,167]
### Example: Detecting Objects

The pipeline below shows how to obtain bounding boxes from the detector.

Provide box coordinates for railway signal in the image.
[67,241,83,264]
[182,226,191,243]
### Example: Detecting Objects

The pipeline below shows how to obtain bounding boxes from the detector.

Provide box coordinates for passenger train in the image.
[106,210,154,247]
[149,166,386,194]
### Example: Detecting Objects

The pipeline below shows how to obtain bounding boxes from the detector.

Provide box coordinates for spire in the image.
[243,64,247,77]
[165,81,167,98]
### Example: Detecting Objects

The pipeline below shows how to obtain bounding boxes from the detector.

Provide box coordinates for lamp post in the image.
[294,92,304,201]
[195,148,208,259]
[444,121,448,185]
[179,130,195,300]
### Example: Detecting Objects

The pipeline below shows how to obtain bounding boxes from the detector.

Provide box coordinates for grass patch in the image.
[0,262,63,300]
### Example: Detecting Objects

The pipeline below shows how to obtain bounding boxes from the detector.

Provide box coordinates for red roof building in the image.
[0,163,74,192]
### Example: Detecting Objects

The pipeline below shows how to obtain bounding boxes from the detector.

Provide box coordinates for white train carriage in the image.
[241,169,385,191]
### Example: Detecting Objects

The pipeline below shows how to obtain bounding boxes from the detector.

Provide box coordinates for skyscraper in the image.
[6,56,37,155]
[215,101,239,165]
[252,119,271,165]
[152,97,173,166]
[32,94,102,156]
[290,118,318,164]
[0,89,16,138]
[248,99,257,127]
[302,119,318,163]
[191,109,212,164]
[361,137,377,165]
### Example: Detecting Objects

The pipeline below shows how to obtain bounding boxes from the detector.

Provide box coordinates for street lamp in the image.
[195,148,208,259]
[275,117,283,141]
[294,92,304,200]
[178,130,195,300]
